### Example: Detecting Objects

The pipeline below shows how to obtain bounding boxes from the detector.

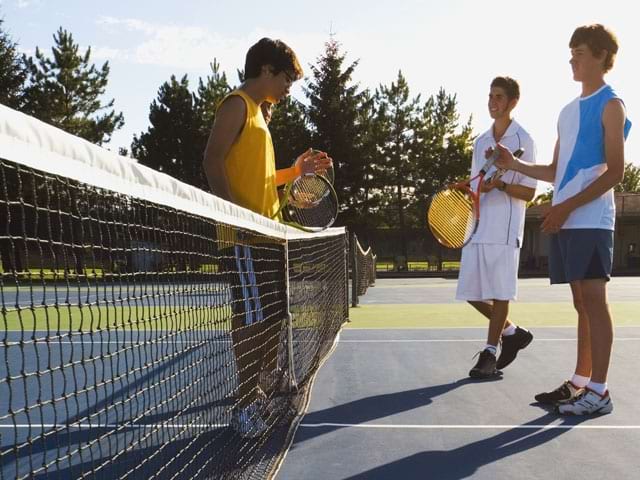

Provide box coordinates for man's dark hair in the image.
[244,38,303,80]
[491,76,520,101]
[570,24,619,73]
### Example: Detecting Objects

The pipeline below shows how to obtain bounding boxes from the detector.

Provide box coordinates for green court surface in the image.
[346,302,640,328]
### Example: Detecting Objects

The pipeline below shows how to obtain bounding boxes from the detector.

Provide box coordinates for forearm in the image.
[503,183,535,202]
[562,168,623,211]
[511,159,556,183]
[203,157,234,202]
[275,164,301,186]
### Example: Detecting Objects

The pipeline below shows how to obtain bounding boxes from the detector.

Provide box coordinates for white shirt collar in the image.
[478,118,521,143]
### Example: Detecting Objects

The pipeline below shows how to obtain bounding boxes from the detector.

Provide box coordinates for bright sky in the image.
[2,0,638,189]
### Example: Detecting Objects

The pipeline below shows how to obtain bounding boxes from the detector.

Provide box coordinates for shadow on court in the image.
[343,413,587,480]
[299,376,502,443]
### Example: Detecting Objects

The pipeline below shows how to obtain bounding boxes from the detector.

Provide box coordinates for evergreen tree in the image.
[0,19,26,108]
[269,97,312,170]
[305,38,372,230]
[413,88,474,224]
[374,70,422,257]
[131,75,208,189]
[22,28,123,144]
[194,60,232,137]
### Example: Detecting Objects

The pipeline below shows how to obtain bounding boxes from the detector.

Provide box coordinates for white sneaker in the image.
[557,389,613,416]
[230,401,269,438]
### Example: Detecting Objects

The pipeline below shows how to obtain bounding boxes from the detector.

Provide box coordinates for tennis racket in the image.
[427,147,524,249]
[274,173,339,231]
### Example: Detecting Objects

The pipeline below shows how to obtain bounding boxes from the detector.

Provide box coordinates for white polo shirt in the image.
[469,120,537,247]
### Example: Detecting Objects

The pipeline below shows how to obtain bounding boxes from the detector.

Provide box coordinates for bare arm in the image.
[503,183,536,202]
[541,99,626,232]
[494,140,559,183]
[202,96,245,202]
[481,175,536,201]
[274,149,333,186]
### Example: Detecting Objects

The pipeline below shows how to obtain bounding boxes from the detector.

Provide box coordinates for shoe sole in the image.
[496,334,534,369]
[469,370,502,380]
[557,404,613,415]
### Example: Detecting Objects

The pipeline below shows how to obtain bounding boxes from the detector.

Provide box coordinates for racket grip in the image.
[479,149,500,175]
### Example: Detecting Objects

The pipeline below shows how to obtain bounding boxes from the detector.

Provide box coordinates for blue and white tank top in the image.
[554,84,632,230]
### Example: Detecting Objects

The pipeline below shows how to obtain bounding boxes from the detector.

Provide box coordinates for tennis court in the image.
[277,277,640,479]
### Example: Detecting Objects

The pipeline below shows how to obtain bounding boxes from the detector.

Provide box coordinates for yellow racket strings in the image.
[428,189,476,248]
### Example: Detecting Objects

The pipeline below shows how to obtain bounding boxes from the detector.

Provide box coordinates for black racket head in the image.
[284,174,338,230]
[427,186,478,249]
[317,164,334,184]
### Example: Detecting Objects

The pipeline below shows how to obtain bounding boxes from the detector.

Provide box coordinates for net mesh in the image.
[0,107,349,479]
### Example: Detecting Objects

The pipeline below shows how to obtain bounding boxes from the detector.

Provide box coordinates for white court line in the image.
[299,423,640,430]
[345,325,640,330]
[339,338,640,343]
[0,424,228,429]
[4,423,638,431]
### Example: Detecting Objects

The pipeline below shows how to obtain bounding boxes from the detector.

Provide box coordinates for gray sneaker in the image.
[557,389,613,416]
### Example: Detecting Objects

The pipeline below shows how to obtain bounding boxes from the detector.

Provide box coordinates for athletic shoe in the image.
[230,401,268,438]
[557,389,613,415]
[497,327,533,369]
[534,380,584,405]
[469,350,499,379]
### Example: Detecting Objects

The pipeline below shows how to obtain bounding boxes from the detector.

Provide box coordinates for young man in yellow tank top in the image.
[203,38,332,437]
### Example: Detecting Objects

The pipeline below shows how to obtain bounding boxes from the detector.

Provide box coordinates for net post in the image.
[351,233,359,308]
[284,238,298,392]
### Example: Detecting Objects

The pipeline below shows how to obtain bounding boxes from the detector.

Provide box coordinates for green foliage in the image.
[132,62,232,190]
[269,97,312,170]
[530,188,553,206]
[304,38,373,230]
[21,28,123,144]
[133,76,204,189]
[616,162,640,192]
[0,19,26,108]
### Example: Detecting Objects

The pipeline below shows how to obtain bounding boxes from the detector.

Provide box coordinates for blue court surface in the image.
[276,279,640,479]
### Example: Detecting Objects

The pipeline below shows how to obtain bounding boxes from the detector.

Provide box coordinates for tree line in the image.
[2,20,639,253]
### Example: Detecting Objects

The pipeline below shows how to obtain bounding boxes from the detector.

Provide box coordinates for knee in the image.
[572,297,587,316]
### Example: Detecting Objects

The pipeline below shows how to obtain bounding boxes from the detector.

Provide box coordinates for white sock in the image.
[484,344,497,356]
[587,381,607,396]
[502,324,517,336]
[571,374,590,388]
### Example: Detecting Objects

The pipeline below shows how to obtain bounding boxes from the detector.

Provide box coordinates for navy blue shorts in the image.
[548,229,613,284]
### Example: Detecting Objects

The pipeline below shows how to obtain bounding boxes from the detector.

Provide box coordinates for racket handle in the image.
[480,147,525,175]
[479,149,500,175]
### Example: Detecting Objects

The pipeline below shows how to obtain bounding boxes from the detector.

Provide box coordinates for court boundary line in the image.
[339,338,640,343]
[298,422,640,430]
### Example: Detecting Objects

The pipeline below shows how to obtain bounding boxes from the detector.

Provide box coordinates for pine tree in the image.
[131,75,208,189]
[194,60,232,138]
[22,28,123,144]
[374,70,422,258]
[269,97,312,170]
[0,19,26,108]
[305,38,372,230]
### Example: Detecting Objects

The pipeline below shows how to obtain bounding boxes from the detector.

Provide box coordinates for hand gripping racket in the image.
[427,147,524,249]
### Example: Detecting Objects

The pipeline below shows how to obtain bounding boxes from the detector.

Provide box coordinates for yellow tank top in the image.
[221,89,280,218]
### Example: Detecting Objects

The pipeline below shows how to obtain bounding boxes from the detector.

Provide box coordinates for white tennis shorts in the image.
[455,243,521,301]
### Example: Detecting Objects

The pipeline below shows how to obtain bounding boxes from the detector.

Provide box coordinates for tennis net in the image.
[0,105,348,479]
[351,234,376,306]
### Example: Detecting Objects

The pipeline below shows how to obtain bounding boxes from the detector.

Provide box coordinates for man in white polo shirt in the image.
[456,77,537,379]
